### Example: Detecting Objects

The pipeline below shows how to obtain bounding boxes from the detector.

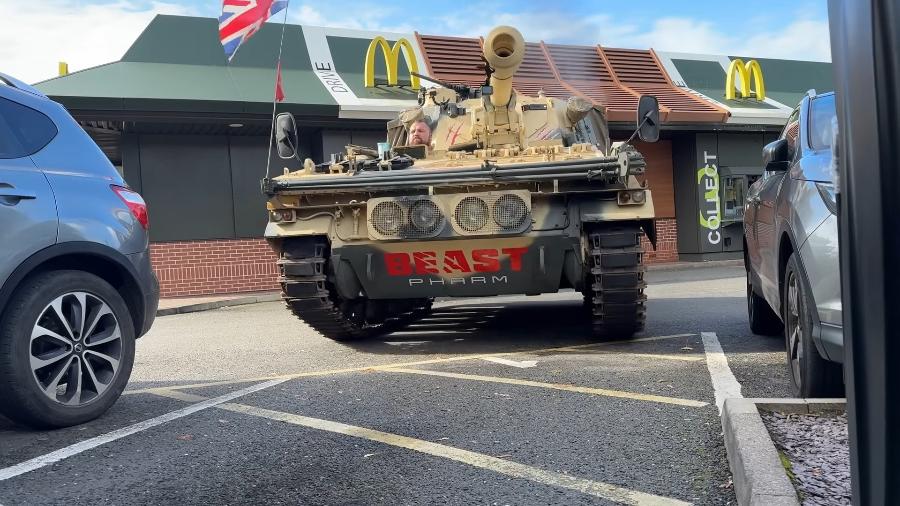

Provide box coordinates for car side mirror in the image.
[762,139,790,171]
[275,113,299,160]
[636,95,660,143]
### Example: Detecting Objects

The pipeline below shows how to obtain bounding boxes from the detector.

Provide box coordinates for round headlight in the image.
[409,200,442,234]
[631,190,646,203]
[372,201,404,235]
[455,197,489,232]
[492,194,527,228]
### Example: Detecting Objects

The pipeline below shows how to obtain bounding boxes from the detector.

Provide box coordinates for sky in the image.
[0,0,832,84]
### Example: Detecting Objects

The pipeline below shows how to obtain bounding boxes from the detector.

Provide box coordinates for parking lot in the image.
[0,265,792,505]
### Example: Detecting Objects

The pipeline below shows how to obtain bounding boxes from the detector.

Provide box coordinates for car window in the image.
[0,96,58,159]
[780,107,801,160]
[809,95,837,150]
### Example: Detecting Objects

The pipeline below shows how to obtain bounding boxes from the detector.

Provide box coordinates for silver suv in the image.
[0,73,159,428]
[744,91,842,398]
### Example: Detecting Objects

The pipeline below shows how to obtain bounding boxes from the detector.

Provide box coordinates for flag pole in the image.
[265,1,291,181]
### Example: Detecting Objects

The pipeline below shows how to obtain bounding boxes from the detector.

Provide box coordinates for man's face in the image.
[408,121,431,145]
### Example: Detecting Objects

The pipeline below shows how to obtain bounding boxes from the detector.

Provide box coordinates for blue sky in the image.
[1,0,831,84]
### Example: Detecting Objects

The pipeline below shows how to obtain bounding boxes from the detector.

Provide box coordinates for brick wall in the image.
[150,239,279,297]
[642,218,679,264]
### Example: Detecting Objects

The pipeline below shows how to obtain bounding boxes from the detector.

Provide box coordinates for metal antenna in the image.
[264,1,291,181]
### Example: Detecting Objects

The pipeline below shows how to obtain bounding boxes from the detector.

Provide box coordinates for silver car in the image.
[744,91,843,398]
[0,73,159,428]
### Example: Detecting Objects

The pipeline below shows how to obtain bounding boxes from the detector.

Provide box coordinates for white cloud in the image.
[290,4,831,62]
[605,17,831,62]
[289,3,416,34]
[0,0,194,84]
[739,20,831,61]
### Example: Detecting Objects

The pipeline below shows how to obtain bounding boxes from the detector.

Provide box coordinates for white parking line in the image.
[219,402,692,506]
[480,357,538,368]
[378,367,708,407]
[0,378,289,482]
[700,331,742,413]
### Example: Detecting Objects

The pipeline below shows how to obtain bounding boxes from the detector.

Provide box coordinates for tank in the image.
[263,26,660,341]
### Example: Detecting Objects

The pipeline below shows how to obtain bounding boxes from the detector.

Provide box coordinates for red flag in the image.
[275,61,285,102]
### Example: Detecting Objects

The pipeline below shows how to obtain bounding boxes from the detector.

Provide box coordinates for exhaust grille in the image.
[449,191,532,236]
[367,197,446,240]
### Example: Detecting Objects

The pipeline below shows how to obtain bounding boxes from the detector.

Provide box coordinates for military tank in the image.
[263,26,660,341]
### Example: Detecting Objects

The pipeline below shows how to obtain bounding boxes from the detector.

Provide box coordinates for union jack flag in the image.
[219,0,288,61]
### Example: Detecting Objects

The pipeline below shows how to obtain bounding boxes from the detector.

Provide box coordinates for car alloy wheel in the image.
[785,271,804,387]
[29,291,123,406]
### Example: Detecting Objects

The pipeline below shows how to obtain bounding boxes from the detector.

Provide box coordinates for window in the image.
[0,96,58,159]
[780,107,801,160]
[809,94,837,150]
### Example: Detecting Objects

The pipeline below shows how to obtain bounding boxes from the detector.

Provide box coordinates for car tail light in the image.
[111,185,149,229]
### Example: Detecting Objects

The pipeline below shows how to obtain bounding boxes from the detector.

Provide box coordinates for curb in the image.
[722,398,799,506]
[646,259,743,271]
[722,398,847,506]
[156,293,281,317]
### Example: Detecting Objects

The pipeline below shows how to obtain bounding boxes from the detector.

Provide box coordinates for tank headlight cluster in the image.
[618,190,646,206]
[270,209,295,222]
[371,201,404,235]
[492,194,528,228]
[367,192,530,239]
[455,197,490,231]
[409,200,442,233]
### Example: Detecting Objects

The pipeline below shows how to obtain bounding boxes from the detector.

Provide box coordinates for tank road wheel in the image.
[586,225,647,340]
[277,237,431,341]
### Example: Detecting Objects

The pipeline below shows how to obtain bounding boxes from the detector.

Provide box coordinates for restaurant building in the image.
[34,15,833,296]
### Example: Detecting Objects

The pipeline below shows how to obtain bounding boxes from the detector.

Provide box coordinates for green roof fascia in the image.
[35,61,338,116]
[35,15,337,115]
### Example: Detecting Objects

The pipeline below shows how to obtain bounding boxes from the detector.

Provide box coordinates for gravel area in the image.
[762,411,851,506]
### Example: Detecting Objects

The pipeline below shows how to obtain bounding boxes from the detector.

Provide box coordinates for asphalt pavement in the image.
[0,265,793,505]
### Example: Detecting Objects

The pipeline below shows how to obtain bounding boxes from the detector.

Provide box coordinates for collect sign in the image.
[698,151,721,246]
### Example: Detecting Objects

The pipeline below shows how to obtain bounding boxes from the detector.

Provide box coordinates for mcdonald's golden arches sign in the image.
[725,59,766,101]
[364,36,421,88]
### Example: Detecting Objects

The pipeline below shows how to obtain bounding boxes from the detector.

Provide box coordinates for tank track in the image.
[586,225,647,338]
[277,237,431,341]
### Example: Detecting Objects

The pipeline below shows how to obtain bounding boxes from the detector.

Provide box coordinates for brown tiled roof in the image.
[415,33,485,87]
[416,33,728,124]
[600,47,728,123]
[544,43,639,122]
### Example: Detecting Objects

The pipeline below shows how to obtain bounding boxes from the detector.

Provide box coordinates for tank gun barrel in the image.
[483,26,525,108]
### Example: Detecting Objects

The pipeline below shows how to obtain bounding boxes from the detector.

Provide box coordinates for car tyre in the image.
[747,268,783,336]
[0,270,136,429]
[782,254,843,398]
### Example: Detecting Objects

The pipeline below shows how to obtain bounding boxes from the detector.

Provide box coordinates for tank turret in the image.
[483,26,525,108]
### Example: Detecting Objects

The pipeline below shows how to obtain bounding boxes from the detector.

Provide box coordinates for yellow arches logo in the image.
[725,59,766,101]
[364,36,421,88]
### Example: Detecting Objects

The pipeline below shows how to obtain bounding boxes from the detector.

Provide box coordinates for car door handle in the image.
[0,183,37,205]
